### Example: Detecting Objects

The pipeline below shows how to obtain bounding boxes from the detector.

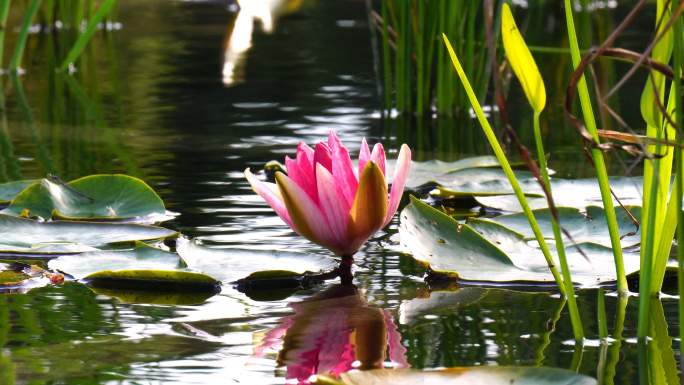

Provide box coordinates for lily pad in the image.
[0,214,177,250]
[0,262,51,293]
[4,175,167,221]
[431,167,543,197]
[486,206,641,248]
[399,156,503,189]
[399,197,640,287]
[0,243,99,258]
[316,366,596,385]
[48,244,181,279]
[177,238,338,289]
[48,244,220,293]
[471,176,643,211]
[0,180,37,204]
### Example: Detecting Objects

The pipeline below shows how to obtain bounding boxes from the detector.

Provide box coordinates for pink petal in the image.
[297,142,315,168]
[286,154,317,203]
[371,143,386,177]
[244,168,293,228]
[358,138,371,176]
[314,142,333,172]
[328,132,359,207]
[384,144,411,227]
[275,172,338,250]
[316,164,350,247]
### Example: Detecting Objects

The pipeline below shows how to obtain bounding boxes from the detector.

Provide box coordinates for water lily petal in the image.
[285,155,317,203]
[384,144,411,227]
[370,143,386,177]
[314,142,333,172]
[358,138,371,176]
[244,168,293,228]
[329,132,359,207]
[348,161,387,250]
[316,164,350,246]
[275,172,336,249]
[297,142,315,169]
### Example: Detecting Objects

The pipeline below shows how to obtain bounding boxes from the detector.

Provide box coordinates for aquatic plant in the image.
[371,0,493,116]
[245,132,411,257]
[3,0,117,73]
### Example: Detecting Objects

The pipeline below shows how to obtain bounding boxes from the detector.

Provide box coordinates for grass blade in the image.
[58,0,116,72]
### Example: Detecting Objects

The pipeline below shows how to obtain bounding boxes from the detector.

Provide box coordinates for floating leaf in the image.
[5,175,167,221]
[0,243,99,258]
[487,206,641,248]
[501,3,546,113]
[48,244,219,293]
[433,168,542,197]
[48,244,181,279]
[316,366,596,385]
[0,214,177,250]
[394,156,503,189]
[177,238,338,293]
[399,198,640,287]
[432,170,642,210]
[0,262,50,293]
[85,270,220,292]
[0,180,37,204]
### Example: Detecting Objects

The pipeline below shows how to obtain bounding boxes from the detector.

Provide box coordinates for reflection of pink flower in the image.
[254,285,408,384]
[245,132,411,256]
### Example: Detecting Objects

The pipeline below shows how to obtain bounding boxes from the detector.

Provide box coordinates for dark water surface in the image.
[0,1,678,384]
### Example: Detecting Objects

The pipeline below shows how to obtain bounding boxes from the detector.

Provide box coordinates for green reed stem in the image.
[443,34,566,294]
[0,0,11,69]
[58,0,116,72]
[673,0,684,350]
[637,153,659,339]
[9,0,42,72]
[532,111,584,340]
[563,0,627,294]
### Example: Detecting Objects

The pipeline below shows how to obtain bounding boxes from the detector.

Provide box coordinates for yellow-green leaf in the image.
[501,3,546,113]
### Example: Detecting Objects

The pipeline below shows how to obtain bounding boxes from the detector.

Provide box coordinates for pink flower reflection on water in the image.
[255,285,408,383]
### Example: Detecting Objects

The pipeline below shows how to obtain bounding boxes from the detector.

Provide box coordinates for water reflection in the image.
[222,0,304,86]
[256,284,407,383]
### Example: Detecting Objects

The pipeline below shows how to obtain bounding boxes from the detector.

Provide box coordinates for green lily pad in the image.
[399,197,640,287]
[399,156,503,189]
[48,244,220,294]
[0,214,177,250]
[177,238,338,288]
[0,262,50,293]
[0,242,99,258]
[84,270,220,292]
[48,244,182,279]
[470,176,643,211]
[486,206,641,248]
[4,175,167,221]
[316,366,596,385]
[431,167,542,197]
[0,180,37,204]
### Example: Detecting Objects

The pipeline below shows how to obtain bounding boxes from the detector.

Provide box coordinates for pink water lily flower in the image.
[245,132,411,256]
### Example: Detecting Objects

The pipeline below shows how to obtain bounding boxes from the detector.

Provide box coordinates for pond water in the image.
[0,1,679,384]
